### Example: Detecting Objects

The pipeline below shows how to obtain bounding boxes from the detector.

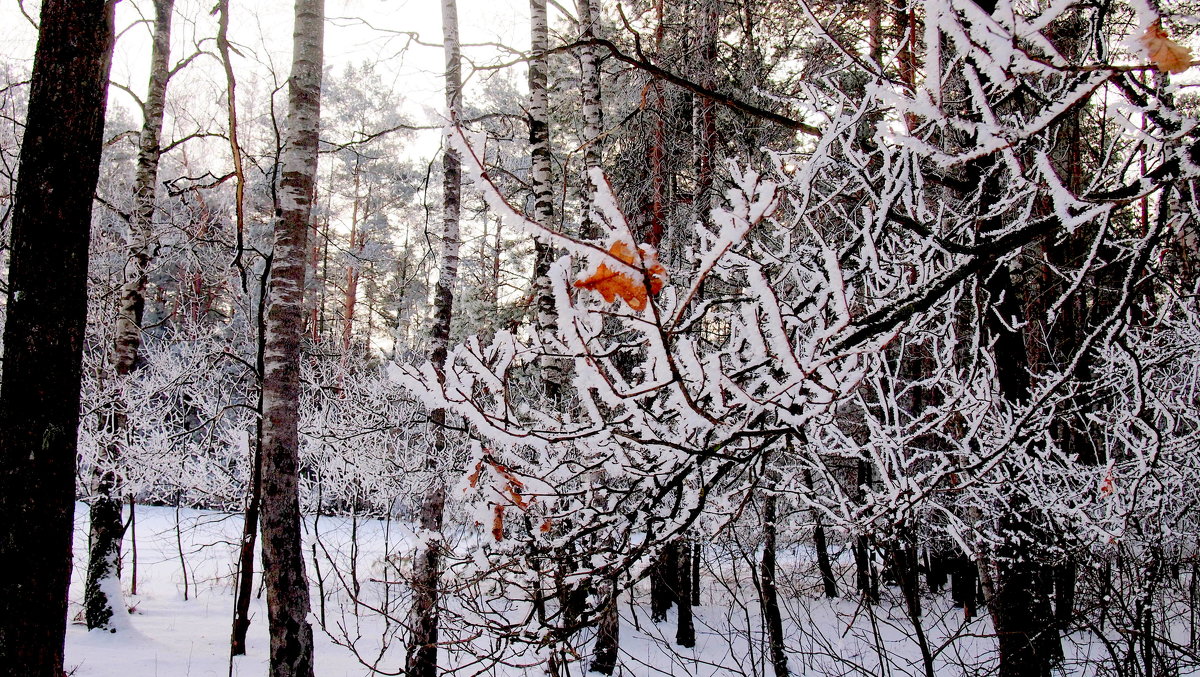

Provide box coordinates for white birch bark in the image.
[405,1,461,674]
[529,0,565,394]
[259,0,323,674]
[577,0,603,240]
[85,0,175,632]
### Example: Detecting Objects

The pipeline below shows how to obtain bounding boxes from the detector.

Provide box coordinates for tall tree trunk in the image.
[675,537,695,647]
[762,487,789,676]
[406,1,462,674]
[650,541,678,622]
[86,0,176,632]
[0,0,116,673]
[574,3,624,668]
[803,469,837,598]
[576,0,603,240]
[529,0,564,397]
[341,167,362,353]
[692,0,718,227]
[217,0,249,286]
[259,0,324,674]
[231,259,271,656]
[984,264,1058,677]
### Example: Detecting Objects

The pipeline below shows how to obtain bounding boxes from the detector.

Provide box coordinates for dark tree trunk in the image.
[650,541,679,622]
[0,1,115,673]
[231,260,269,656]
[804,469,837,598]
[926,550,948,593]
[984,265,1058,677]
[950,554,979,618]
[0,0,116,672]
[259,0,324,675]
[761,488,789,676]
[675,537,695,647]
[854,461,879,603]
[589,572,621,675]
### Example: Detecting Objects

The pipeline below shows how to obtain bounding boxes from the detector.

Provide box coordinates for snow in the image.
[64,502,1167,676]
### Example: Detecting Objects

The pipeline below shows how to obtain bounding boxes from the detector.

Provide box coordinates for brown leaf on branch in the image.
[574,240,667,311]
[492,504,505,541]
[1138,20,1194,74]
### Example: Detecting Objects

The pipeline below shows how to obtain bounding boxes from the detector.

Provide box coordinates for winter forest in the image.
[1,0,1199,675]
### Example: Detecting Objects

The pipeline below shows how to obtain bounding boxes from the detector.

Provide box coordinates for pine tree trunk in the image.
[406,1,462,674]
[86,0,175,633]
[0,0,116,673]
[341,169,362,353]
[259,0,323,674]
[984,265,1058,677]
[650,541,678,622]
[692,0,718,227]
[854,461,879,603]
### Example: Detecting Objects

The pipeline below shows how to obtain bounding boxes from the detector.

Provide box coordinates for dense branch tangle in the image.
[390,2,1198,669]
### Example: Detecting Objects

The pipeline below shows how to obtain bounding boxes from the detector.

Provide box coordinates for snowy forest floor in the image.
[63,503,1173,676]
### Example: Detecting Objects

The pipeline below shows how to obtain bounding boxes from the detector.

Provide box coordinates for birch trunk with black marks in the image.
[259,0,323,675]
[86,0,175,633]
[529,0,564,397]
[0,0,115,673]
[576,0,603,239]
[405,1,461,674]
[574,2,623,668]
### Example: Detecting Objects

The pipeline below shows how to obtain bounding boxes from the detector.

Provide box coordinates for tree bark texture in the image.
[692,0,718,227]
[650,541,678,622]
[0,0,115,673]
[86,0,176,632]
[231,261,270,656]
[259,0,323,674]
[984,264,1059,677]
[576,0,603,240]
[761,489,789,676]
[529,0,564,397]
[406,1,462,674]
[675,537,695,647]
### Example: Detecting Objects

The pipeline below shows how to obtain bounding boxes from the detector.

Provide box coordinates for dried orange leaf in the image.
[574,240,667,311]
[1139,20,1194,74]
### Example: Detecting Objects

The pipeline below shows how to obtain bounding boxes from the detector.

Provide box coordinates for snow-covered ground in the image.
[64,502,1133,676]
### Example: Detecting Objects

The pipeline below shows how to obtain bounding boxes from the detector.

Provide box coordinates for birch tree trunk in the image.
[259,0,323,674]
[405,1,461,674]
[529,0,564,395]
[86,0,175,632]
[0,0,115,673]
[577,0,603,240]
